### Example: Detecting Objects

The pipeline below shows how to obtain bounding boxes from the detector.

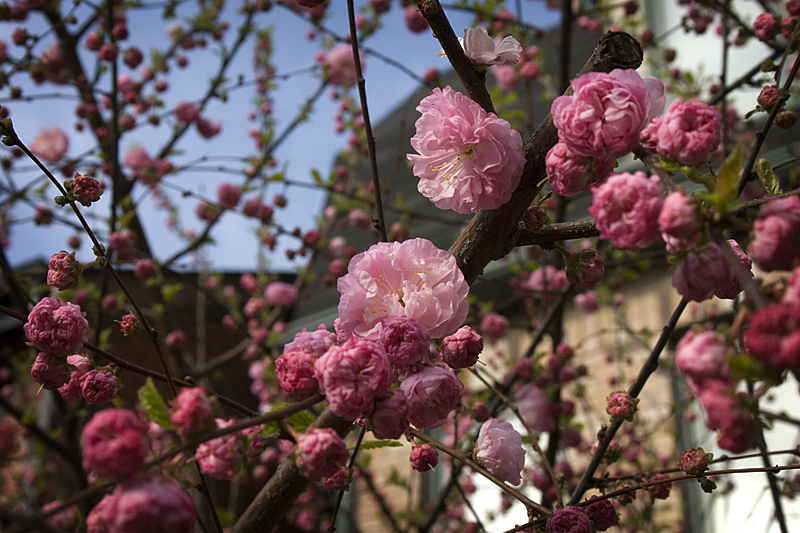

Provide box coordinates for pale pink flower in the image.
[57,354,91,401]
[369,389,409,439]
[698,382,757,453]
[170,386,212,438]
[407,86,525,214]
[313,336,392,420]
[87,477,195,533]
[491,64,518,92]
[265,281,297,307]
[480,312,508,343]
[410,444,438,472]
[47,250,81,290]
[195,418,245,479]
[588,171,664,250]
[275,349,319,398]
[675,328,733,390]
[323,44,363,86]
[438,27,521,66]
[574,291,598,313]
[475,418,525,485]
[516,383,555,433]
[283,324,338,357]
[348,208,372,230]
[296,427,349,480]
[441,325,483,369]
[24,297,89,355]
[82,408,148,478]
[337,238,469,340]
[125,146,170,184]
[404,5,428,33]
[522,265,568,297]
[381,316,431,368]
[552,69,664,158]
[546,141,615,196]
[173,101,198,123]
[31,353,69,390]
[399,365,464,429]
[80,369,117,404]
[30,127,68,163]
[658,190,702,239]
[641,99,721,167]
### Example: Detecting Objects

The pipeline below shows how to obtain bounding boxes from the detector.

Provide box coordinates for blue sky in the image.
[1,1,559,272]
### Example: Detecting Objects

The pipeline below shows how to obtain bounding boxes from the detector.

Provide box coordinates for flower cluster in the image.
[640,99,721,167]
[407,87,525,214]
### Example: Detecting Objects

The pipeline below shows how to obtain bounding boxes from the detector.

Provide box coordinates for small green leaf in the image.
[348,440,403,451]
[755,158,783,195]
[160,283,184,303]
[138,377,175,430]
[288,410,316,434]
[716,146,744,201]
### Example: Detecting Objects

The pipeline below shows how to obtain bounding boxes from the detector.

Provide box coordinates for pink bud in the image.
[410,444,438,472]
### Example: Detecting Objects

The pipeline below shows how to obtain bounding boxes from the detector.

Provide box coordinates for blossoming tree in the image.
[1,0,800,532]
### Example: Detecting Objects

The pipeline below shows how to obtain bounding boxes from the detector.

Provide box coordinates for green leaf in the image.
[288,409,316,433]
[138,377,175,429]
[755,158,783,195]
[310,169,324,187]
[160,283,184,303]
[716,146,743,201]
[348,439,403,451]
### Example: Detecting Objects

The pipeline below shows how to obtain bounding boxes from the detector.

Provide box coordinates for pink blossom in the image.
[82,408,148,478]
[24,297,89,355]
[283,324,338,357]
[438,27,521,66]
[336,238,469,341]
[606,391,638,422]
[546,506,593,533]
[749,195,800,272]
[69,174,103,206]
[173,101,198,123]
[474,418,525,485]
[170,386,212,437]
[743,303,800,372]
[714,239,753,300]
[588,171,664,250]
[314,336,392,420]
[524,205,547,229]
[574,291,598,313]
[119,313,141,335]
[480,312,508,343]
[275,349,319,398]
[658,190,702,239]
[348,208,372,230]
[265,281,297,307]
[87,477,196,533]
[516,384,555,433]
[399,365,464,429]
[30,127,68,163]
[125,146,170,184]
[492,64,518,92]
[296,427,349,480]
[698,383,757,453]
[754,12,779,41]
[675,329,734,390]
[410,444,438,472]
[640,99,721,167]
[546,142,615,196]
[565,248,605,289]
[134,258,157,279]
[671,242,744,302]
[369,389,409,439]
[680,447,712,476]
[196,117,221,138]
[551,69,664,158]
[441,325,484,369]
[404,5,429,33]
[407,87,525,214]
[323,44,363,86]
[522,265,568,297]
[80,369,118,404]
[31,353,69,390]
[381,316,431,368]
[783,267,800,307]
[58,354,91,401]
[217,182,241,209]
[47,250,81,290]
[758,86,780,110]
[195,418,245,479]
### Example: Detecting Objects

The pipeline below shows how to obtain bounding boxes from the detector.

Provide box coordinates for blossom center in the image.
[428,145,478,184]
